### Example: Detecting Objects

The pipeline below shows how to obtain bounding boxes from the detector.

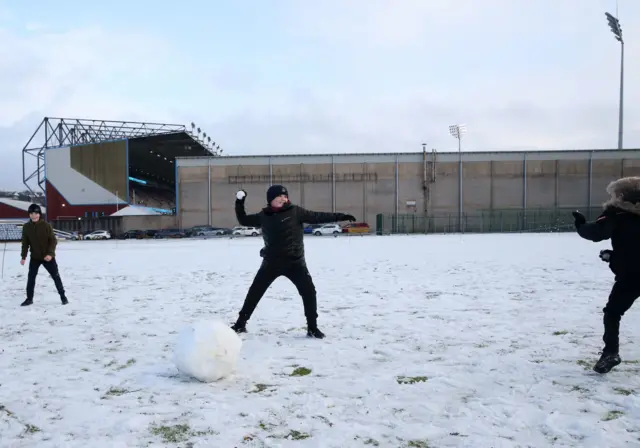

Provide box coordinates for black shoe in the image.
[20,299,33,307]
[307,327,325,339]
[231,322,247,333]
[61,297,68,305]
[593,351,621,374]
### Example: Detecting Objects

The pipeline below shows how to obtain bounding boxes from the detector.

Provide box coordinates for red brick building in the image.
[0,198,45,221]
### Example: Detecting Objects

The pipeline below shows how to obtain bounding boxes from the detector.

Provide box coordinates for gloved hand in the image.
[599,249,612,263]
[572,210,586,227]
[339,214,356,222]
[236,190,247,202]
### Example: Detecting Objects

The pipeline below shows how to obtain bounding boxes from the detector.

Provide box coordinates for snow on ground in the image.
[1,233,639,447]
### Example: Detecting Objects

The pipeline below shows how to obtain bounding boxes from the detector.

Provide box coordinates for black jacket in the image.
[576,177,640,278]
[21,220,57,261]
[235,200,347,262]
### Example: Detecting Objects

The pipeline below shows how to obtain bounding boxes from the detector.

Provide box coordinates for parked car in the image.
[53,230,79,240]
[193,226,232,237]
[186,225,214,237]
[120,230,146,239]
[84,230,112,240]
[154,229,187,239]
[304,224,322,234]
[232,226,261,236]
[341,222,371,234]
[313,224,342,236]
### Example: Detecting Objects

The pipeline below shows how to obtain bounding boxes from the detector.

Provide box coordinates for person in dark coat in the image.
[20,203,68,306]
[231,185,356,338]
[572,176,640,373]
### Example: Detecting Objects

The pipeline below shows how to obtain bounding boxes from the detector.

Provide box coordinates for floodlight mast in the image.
[449,124,466,232]
[605,11,624,149]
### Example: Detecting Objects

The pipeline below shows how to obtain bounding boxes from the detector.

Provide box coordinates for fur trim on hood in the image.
[604,176,640,215]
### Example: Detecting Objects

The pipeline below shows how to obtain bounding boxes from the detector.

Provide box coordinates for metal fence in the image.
[51,216,123,235]
[375,207,603,235]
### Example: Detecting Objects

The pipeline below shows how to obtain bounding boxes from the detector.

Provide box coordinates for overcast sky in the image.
[1,0,638,190]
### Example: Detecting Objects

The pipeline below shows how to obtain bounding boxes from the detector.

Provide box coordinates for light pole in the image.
[449,124,466,232]
[605,12,624,150]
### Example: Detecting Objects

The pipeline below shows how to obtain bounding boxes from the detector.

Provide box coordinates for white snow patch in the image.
[0,233,639,447]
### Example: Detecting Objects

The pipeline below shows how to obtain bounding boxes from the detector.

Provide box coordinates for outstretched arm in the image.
[574,211,615,242]
[297,206,355,224]
[235,190,261,228]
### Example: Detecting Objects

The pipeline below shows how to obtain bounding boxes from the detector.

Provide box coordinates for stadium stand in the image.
[0,223,23,242]
[20,118,221,224]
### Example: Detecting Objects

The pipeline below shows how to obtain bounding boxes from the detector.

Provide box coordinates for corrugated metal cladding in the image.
[175,149,640,231]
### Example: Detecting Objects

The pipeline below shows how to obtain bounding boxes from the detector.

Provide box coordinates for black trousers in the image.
[27,258,66,300]
[238,259,318,327]
[602,278,640,353]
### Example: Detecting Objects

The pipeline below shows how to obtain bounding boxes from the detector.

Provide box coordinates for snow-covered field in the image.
[1,233,639,447]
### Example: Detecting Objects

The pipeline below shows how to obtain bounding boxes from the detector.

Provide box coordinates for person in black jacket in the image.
[572,176,640,373]
[20,203,68,306]
[231,184,356,339]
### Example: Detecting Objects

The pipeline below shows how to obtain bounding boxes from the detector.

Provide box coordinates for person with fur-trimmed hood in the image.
[20,203,68,306]
[231,185,356,339]
[572,176,640,373]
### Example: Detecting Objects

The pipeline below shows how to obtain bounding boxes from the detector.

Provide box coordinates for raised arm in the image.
[296,206,356,225]
[573,210,615,243]
[235,190,261,228]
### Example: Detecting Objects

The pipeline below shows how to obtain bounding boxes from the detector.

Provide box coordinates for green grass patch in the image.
[602,410,624,421]
[115,358,136,370]
[614,388,634,396]
[290,367,312,376]
[397,376,428,385]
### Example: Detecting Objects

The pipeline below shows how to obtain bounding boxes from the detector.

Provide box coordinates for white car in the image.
[313,224,342,236]
[84,230,112,240]
[232,226,261,236]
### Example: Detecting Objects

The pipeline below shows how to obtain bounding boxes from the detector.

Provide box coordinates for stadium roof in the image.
[128,132,216,185]
[22,117,224,196]
[110,205,161,216]
[0,198,47,213]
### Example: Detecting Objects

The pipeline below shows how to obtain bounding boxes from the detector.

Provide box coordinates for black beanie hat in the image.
[266,184,288,203]
[28,203,42,215]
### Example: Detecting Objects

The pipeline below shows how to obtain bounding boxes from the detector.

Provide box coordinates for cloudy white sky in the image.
[1,0,638,190]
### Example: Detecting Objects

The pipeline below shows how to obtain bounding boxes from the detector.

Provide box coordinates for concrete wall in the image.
[176,150,640,230]
[120,215,177,232]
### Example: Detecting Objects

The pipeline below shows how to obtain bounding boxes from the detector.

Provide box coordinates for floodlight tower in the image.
[604,11,624,149]
[449,124,466,232]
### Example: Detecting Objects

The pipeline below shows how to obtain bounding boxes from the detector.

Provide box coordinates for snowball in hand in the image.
[173,320,242,382]
[236,190,246,200]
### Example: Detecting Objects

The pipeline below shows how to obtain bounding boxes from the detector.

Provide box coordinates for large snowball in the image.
[173,320,243,382]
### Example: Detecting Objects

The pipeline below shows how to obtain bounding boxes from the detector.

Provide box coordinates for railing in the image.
[375,207,602,235]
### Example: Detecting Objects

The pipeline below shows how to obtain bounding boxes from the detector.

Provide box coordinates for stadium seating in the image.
[0,223,22,241]
[130,184,175,211]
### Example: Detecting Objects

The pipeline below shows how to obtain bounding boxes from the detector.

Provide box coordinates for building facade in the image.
[175,149,640,232]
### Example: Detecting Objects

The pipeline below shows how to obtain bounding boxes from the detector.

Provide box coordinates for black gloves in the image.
[572,210,586,227]
[339,214,356,222]
[599,249,612,263]
[236,190,247,203]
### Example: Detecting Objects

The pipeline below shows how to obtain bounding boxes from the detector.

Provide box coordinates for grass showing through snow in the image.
[0,233,639,447]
